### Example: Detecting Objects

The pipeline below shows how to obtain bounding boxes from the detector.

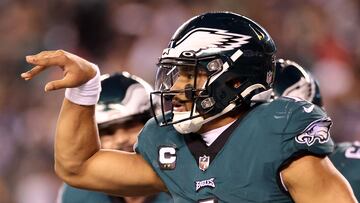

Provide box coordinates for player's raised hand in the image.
[21,50,97,92]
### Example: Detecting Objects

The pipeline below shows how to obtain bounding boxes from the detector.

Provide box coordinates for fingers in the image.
[26,50,68,67]
[22,50,97,91]
[45,79,68,92]
[21,65,45,80]
[22,50,69,81]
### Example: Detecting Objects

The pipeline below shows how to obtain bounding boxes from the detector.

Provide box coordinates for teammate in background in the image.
[21,12,357,202]
[331,142,360,201]
[272,58,323,106]
[57,72,171,203]
[273,58,360,201]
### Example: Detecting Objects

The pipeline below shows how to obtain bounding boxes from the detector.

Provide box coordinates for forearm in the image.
[22,50,166,195]
[55,99,100,179]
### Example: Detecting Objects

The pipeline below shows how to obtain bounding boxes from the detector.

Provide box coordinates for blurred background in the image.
[0,0,359,202]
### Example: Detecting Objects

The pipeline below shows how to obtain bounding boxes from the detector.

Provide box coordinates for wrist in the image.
[65,64,101,105]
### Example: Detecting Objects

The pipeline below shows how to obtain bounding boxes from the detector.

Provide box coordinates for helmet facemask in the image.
[150,54,269,134]
[151,56,220,133]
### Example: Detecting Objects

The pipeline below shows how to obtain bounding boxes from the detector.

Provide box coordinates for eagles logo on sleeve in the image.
[295,118,332,146]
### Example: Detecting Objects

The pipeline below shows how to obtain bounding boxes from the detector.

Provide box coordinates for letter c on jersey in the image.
[158,146,177,170]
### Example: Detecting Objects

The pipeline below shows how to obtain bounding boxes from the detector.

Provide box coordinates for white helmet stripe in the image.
[207,49,243,86]
[241,84,266,98]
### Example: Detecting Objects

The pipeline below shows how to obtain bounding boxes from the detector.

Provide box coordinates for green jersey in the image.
[329,141,360,201]
[136,97,334,203]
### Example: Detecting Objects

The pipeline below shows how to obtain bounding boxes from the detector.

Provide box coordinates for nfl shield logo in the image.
[199,155,210,171]
[266,71,273,85]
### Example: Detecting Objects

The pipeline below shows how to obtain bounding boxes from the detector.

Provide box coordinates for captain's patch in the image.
[158,145,177,170]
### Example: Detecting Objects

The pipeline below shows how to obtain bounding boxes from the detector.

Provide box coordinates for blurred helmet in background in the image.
[96,72,155,133]
[273,59,323,107]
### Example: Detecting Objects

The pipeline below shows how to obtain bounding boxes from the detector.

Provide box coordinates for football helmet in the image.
[273,59,323,107]
[150,12,276,134]
[96,72,154,134]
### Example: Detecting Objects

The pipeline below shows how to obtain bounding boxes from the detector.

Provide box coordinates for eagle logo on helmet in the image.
[162,28,252,58]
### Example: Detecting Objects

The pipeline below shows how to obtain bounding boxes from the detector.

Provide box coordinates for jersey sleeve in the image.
[134,117,179,190]
[134,118,156,164]
[134,117,173,172]
[281,101,334,159]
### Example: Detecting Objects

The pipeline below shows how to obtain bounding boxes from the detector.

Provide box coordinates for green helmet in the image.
[96,72,154,131]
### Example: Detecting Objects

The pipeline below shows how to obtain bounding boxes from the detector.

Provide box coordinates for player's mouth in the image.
[172,99,190,112]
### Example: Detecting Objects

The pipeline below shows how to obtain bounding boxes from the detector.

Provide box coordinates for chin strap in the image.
[173,103,236,134]
[251,88,273,102]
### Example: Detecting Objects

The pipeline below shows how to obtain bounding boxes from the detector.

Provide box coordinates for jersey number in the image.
[345,143,360,159]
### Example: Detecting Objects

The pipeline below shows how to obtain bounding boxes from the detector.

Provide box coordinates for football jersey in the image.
[136,97,334,203]
[329,141,360,201]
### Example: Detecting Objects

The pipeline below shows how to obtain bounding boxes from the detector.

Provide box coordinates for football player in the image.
[331,141,360,201]
[273,58,360,201]
[57,72,171,203]
[21,12,356,202]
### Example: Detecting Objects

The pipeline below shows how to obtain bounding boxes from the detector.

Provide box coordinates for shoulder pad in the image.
[275,98,334,157]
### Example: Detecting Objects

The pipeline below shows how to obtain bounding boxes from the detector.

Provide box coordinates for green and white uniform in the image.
[136,97,334,203]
